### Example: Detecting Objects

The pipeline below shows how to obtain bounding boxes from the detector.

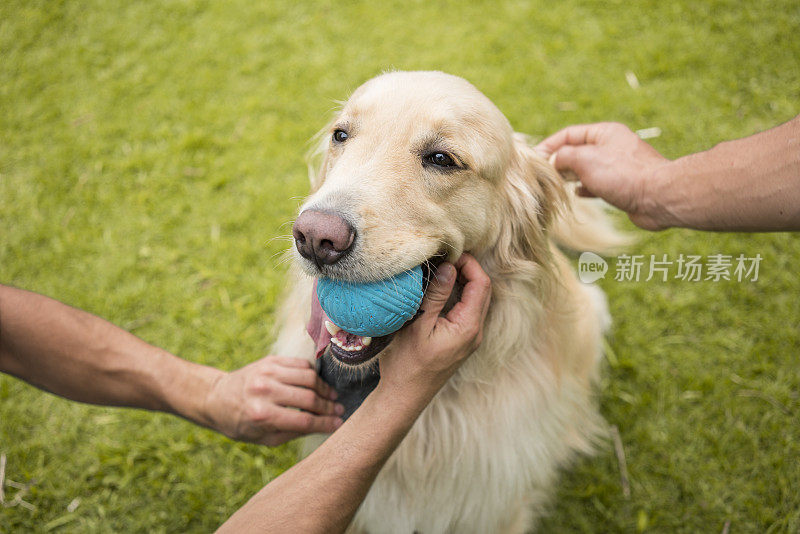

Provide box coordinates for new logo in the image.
[578,251,608,283]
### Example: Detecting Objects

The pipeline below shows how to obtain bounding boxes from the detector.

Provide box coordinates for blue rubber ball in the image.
[317,265,425,337]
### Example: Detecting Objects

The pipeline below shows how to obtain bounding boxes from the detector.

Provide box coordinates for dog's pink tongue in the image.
[307,279,332,359]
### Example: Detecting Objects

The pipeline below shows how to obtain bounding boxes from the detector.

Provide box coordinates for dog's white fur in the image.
[272,71,627,533]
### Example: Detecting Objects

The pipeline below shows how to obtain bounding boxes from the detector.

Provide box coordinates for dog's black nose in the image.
[292,209,356,266]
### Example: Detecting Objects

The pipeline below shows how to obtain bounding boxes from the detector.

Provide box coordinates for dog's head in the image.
[294,71,566,366]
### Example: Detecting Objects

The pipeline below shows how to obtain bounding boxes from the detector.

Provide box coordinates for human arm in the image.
[0,284,342,445]
[535,115,800,231]
[217,254,492,534]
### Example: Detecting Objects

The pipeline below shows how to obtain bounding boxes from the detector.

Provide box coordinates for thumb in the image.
[417,263,456,330]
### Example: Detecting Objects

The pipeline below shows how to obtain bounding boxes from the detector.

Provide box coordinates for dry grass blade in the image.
[610,425,631,499]
[737,389,792,416]
[0,453,6,504]
[0,455,37,511]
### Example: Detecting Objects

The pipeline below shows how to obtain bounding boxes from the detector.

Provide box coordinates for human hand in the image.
[202,355,344,446]
[535,122,671,230]
[377,254,491,404]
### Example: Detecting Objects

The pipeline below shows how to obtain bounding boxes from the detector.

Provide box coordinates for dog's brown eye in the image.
[332,129,349,143]
[424,152,456,168]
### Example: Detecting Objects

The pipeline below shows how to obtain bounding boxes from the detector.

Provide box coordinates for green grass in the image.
[1,0,798,531]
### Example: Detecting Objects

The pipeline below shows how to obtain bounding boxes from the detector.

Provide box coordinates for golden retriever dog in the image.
[272,71,625,533]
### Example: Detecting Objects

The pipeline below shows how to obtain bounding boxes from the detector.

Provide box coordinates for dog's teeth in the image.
[330,334,367,353]
[361,336,372,347]
[325,321,341,336]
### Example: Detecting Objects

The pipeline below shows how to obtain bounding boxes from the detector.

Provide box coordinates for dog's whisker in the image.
[432,237,456,254]
[272,251,296,267]
[267,234,295,245]
[270,249,290,261]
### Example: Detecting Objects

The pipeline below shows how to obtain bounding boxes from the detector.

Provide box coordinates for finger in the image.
[552,145,599,182]
[443,254,491,328]
[416,261,457,331]
[267,365,337,399]
[271,408,343,434]
[547,151,579,183]
[535,123,605,157]
[272,382,344,416]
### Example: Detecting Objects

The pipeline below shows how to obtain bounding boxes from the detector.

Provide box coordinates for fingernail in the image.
[335,403,345,416]
[335,418,344,429]
[438,263,455,283]
[328,389,338,400]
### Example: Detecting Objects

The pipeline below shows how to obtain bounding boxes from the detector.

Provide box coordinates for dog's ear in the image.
[510,132,568,230]
[491,133,568,271]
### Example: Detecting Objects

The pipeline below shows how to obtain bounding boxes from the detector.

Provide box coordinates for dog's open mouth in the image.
[324,320,395,365]
[312,256,444,367]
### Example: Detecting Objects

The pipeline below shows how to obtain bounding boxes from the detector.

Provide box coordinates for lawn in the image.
[1,0,798,532]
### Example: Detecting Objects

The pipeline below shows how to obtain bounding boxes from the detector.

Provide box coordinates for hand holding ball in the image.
[316,265,425,337]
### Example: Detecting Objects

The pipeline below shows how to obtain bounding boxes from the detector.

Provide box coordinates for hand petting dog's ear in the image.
[535,122,670,230]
